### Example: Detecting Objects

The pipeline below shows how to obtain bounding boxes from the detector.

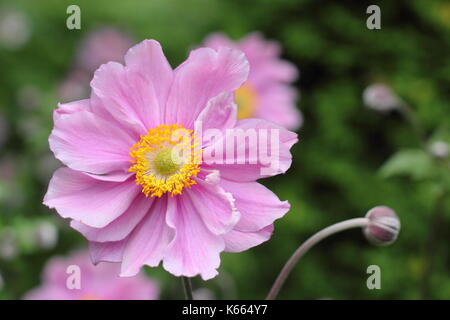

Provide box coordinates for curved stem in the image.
[181,276,194,300]
[266,217,369,300]
[397,102,426,147]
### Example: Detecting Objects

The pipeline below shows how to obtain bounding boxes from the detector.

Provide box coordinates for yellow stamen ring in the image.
[129,124,201,197]
[235,82,258,119]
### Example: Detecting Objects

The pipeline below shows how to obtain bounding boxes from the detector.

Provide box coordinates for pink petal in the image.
[220,179,289,232]
[187,177,240,235]
[240,32,281,60]
[239,32,298,84]
[49,109,135,174]
[194,92,237,141]
[163,196,225,280]
[44,168,140,228]
[89,61,160,136]
[84,171,134,182]
[203,32,235,51]
[105,275,159,300]
[53,99,89,122]
[90,239,128,264]
[166,46,249,128]
[42,254,81,285]
[25,286,74,300]
[224,225,274,253]
[120,196,174,277]
[124,39,173,118]
[256,85,302,130]
[249,59,298,88]
[71,194,154,242]
[26,250,159,300]
[203,118,298,181]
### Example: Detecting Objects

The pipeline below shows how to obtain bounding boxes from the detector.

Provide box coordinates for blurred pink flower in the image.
[24,251,158,300]
[75,27,134,74]
[204,32,302,130]
[57,70,90,102]
[44,40,297,280]
[0,7,30,50]
[58,28,133,102]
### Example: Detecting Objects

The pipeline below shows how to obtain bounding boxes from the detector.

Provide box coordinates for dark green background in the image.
[0,0,449,299]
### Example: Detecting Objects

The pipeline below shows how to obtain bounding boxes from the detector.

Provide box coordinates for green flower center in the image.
[153,148,181,175]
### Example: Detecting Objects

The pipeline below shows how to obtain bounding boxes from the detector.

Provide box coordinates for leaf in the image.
[379,149,435,180]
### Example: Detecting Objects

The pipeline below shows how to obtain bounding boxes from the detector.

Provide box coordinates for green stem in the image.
[181,276,194,300]
[398,102,426,147]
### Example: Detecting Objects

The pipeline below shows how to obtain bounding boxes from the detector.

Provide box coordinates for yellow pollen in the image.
[235,82,258,119]
[129,124,201,198]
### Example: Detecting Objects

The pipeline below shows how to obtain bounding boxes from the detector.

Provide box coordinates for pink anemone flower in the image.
[204,32,302,130]
[44,39,298,280]
[75,27,134,74]
[24,251,158,300]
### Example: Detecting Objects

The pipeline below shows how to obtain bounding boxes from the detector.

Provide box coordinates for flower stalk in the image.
[181,276,194,300]
[267,206,400,300]
[266,217,370,300]
[397,102,426,147]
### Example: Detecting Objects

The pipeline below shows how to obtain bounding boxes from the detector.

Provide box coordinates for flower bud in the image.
[34,221,58,250]
[0,7,31,50]
[363,83,400,112]
[364,206,400,246]
[429,141,449,159]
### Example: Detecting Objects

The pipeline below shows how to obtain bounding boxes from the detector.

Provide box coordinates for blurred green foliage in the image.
[0,0,449,299]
